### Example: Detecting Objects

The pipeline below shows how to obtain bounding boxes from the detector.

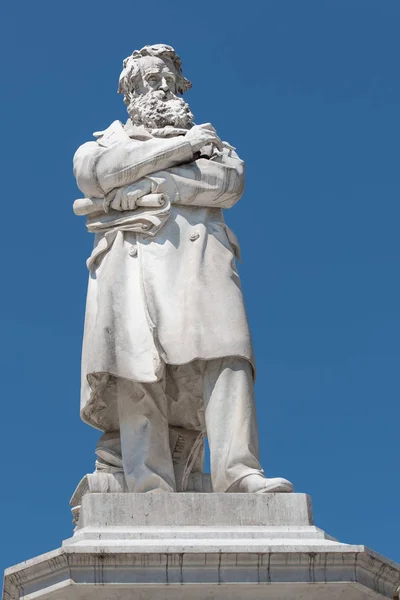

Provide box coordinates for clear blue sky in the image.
[0,0,399,580]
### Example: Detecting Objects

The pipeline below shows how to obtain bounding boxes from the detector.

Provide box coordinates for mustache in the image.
[151,90,175,100]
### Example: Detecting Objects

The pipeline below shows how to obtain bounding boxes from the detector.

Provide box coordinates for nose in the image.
[159,77,169,92]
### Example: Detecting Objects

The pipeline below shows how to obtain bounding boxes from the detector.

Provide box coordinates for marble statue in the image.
[73,43,294,496]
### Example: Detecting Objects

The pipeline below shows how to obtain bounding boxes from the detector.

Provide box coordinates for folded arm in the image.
[73,136,194,198]
[148,146,245,209]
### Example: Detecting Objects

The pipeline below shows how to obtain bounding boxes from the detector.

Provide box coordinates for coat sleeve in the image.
[151,146,245,209]
[73,136,194,197]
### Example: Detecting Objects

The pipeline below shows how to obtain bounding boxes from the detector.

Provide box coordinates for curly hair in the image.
[118,44,192,106]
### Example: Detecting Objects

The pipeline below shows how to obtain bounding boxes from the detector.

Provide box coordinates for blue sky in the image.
[0,0,399,579]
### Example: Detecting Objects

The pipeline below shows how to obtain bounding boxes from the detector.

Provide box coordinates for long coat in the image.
[73,121,254,431]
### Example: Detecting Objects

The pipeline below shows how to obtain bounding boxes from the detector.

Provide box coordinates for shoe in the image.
[230,474,294,494]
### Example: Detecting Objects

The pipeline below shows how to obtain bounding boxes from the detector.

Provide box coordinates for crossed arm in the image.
[73,134,245,211]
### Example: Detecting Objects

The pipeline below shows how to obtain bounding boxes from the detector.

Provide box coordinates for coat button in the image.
[190,232,200,241]
[128,245,138,257]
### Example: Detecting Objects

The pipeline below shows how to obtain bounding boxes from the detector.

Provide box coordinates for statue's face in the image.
[137,56,177,97]
[126,55,194,130]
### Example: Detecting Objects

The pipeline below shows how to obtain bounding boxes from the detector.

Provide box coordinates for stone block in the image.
[3,493,400,600]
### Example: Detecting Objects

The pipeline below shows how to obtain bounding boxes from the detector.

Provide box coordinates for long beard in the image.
[127,91,194,129]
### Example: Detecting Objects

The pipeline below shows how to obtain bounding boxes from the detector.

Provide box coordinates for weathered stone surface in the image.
[3,494,400,600]
[75,492,314,528]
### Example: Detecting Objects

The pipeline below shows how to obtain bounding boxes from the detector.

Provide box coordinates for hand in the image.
[109,179,152,211]
[185,123,222,154]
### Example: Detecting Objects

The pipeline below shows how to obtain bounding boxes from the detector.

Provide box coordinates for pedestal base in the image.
[3,494,400,599]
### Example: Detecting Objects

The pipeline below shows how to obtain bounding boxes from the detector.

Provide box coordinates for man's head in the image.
[118,44,194,130]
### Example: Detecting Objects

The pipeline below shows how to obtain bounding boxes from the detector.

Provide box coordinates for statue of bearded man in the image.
[73,44,293,495]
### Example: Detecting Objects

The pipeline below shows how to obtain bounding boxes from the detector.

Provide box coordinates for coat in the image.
[73,121,254,431]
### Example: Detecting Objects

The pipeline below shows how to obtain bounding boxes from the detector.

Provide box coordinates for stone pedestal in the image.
[3,494,400,599]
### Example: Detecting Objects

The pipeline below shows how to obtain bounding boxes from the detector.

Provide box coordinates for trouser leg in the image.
[117,376,176,493]
[204,357,264,492]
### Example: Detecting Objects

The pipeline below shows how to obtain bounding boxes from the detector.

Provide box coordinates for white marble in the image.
[72,492,315,529]
[3,494,400,600]
[73,43,293,494]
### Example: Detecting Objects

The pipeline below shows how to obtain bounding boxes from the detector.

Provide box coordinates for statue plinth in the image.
[3,493,400,600]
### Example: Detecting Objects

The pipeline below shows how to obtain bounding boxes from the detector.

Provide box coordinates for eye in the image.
[147,75,158,85]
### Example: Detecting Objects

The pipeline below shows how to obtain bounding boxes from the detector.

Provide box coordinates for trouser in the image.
[117,357,264,493]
